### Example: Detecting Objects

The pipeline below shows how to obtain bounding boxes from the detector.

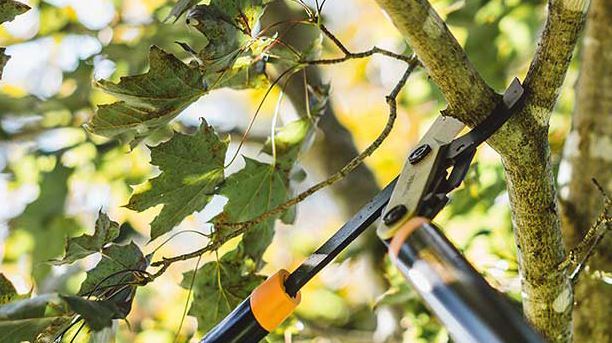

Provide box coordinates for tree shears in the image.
[200,79,546,343]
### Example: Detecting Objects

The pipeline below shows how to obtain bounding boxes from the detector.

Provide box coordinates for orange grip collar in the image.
[389,217,430,258]
[250,269,301,332]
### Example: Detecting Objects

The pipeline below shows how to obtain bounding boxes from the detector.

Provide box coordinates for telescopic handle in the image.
[200,270,300,343]
[386,218,545,343]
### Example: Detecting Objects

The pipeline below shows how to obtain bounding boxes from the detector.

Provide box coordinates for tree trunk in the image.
[374,0,588,341]
[558,0,612,341]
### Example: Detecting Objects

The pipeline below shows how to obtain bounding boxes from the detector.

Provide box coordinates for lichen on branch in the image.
[373,0,589,341]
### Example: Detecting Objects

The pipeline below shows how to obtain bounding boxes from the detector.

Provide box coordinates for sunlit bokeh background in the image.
[0,0,578,342]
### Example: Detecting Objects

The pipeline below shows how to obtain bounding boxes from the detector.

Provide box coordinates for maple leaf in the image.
[181,248,264,333]
[53,211,120,265]
[127,121,228,240]
[215,157,289,262]
[86,46,207,142]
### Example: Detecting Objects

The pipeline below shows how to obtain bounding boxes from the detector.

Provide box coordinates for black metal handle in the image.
[199,297,268,343]
[387,220,545,343]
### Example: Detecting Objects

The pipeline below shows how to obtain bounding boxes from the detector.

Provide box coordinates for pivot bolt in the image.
[383,205,408,226]
[409,144,432,164]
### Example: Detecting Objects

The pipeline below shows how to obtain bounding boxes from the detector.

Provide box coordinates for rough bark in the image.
[558,0,612,341]
[374,0,588,341]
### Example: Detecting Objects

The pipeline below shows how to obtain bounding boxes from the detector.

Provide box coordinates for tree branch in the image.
[216,59,418,231]
[262,1,384,216]
[557,181,611,282]
[523,0,590,126]
[149,60,419,277]
[557,0,612,339]
[374,0,498,125]
[373,0,588,341]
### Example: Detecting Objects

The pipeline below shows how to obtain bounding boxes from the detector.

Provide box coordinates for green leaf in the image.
[212,0,270,34]
[53,211,120,265]
[0,294,55,320]
[181,248,264,333]
[127,121,228,240]
[0,294,75,342]
[79,242,146,296]
[219,158,288,221]
[187,1,269,62]
[164,0,201,22]
[33,316,73,343]
[204,58,269,90]
[215,158,289,261]
[0,0,30,23]
[75,242,145,329]
[263,119,312,226]
[263,119,311,158]
[86,46,206,142]
[187,5,246,63]
[214,120,311,261]
[0,317,59,343]
[0,274,17,305]
[61,296,121,331]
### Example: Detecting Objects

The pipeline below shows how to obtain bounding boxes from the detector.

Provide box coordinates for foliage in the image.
[126,121,228,240]
[86,46,208,144]
[181,247,264,333]
[0,274,18,305]
[0,0,315,338]
[0,294,70,343]
[52,211,120,265]
[215,157,290,262]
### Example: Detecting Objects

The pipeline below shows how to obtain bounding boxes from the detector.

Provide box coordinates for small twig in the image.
[147,22,420,276]
[149,56,418,272]
[151,229,211,255]
[216,56,419,231]
[301,23,415,65]
[558,178,611,283]
[83,269,150,299]
[69,320,86,343]
[53,317,82,343]
[319,23,351,55]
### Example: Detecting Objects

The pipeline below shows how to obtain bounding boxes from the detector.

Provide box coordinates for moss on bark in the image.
[559,0,612,341]
[374,0,588,341]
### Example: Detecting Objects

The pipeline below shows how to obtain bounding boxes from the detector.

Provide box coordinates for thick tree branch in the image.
[374,0,498,125]
[499,3,587,339]
[523,0,590,125]
[374,0,588,341]
[557,0,612,340]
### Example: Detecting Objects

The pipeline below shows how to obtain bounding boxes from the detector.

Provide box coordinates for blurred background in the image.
[0,0,579,342]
